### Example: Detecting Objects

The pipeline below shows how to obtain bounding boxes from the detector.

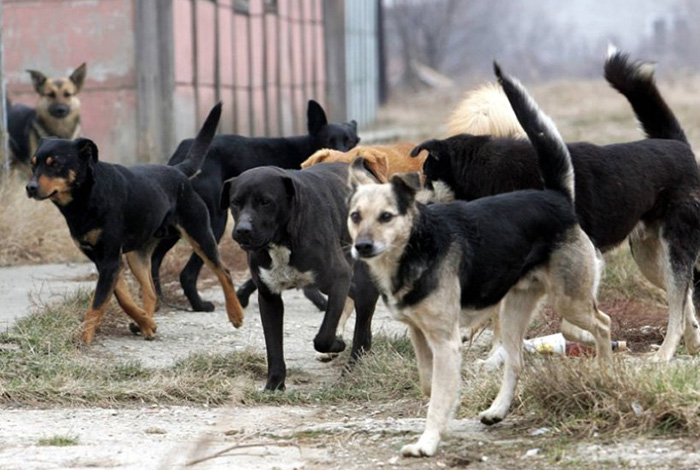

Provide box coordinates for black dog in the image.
[26,103,245,344]
[413,49,700,362]
[220,163,379,390]
[152,100,360,313]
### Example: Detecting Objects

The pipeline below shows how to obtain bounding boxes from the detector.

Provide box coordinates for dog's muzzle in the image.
[25,180,39,198]
[49,104,70,119]
[353,240,378,259]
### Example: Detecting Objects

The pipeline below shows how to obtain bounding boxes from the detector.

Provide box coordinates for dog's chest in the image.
[258,244,315,294]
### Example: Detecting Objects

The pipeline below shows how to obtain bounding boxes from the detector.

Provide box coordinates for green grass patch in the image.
[37,435,79,447]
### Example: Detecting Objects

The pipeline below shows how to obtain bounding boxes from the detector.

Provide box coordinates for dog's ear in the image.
[70,63,88,93]
[307,100,328,135]
[281,175,296,200]
[27,69,47,94]
[390,173,420,214]
[410,139,446,160]
[348,157,380,189]
[361,152,390,184]
[74,138,98,163]
[348,120,358,132]
[301,149,329,169]
[220,177,235,211]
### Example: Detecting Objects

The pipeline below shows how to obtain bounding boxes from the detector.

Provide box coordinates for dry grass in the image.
[0,289,265,406]
[0,173,82,266]
[518,357,700,436]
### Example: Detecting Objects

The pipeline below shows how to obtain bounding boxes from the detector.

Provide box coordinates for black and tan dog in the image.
[415,49,700,363]
[220,162,379,391]
[25,103,244,345]
[8,63,87,168]
[347,65,612,457]
[152,100,360,314]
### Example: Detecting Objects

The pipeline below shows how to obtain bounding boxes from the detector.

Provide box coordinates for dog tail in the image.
[495,63,574,202]
[174,102,222,178]
[445,82,527,138]
[604,46,688,145]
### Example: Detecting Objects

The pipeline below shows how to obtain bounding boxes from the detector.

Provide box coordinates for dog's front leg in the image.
[82,257,121,345]
[401,322,461,458]
[258,290,286,390]
[408,325,433,397]
[313,274,351,354]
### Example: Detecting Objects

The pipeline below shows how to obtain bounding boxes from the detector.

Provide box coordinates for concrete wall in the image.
[3,0,138,163]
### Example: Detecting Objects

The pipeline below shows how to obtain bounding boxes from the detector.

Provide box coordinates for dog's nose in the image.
[50,104,70,118]
[26,181,38,198]
[234,223,253,241]
[354,240,375,258]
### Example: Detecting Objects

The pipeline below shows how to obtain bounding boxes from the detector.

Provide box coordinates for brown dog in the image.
[8,63,87,167]
[301,143,426,183]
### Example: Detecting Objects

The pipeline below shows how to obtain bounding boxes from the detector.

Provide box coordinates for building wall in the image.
[172,0,328,147]
[3,0,139,163]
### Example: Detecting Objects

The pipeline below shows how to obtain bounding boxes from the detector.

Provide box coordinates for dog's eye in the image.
[231,198,242,207]
[378,212,393,223]
[47,91,57,99]
[259,198,271,207]
[64,91,71,98]
[350,211,362,224]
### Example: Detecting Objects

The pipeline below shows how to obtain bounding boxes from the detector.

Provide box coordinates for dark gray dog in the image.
[220,162,379,390]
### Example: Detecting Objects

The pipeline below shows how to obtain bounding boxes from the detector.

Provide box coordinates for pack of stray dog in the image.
[18,46,700,461]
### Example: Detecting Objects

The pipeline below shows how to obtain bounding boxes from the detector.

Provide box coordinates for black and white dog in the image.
[414,49,700,363]
[347,65,613,457]
[220,163,379,391]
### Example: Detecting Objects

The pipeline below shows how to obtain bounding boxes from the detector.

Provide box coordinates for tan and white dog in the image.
[346,65,612,457]
[8,63,87,168]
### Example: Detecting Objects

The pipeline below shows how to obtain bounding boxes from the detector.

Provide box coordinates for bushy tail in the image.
[604,46,688,145]
[494,63,574,202]
[174,102,222,178]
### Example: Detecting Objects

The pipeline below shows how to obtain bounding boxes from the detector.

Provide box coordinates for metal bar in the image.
[246,7,254,135]
[262,5,270,136]
[287,1,299,134]
[0,1,9,172]
[275,6,283,136]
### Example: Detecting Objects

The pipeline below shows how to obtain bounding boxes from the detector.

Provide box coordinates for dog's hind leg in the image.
[656,224,700,360]
[479,286,544,425]
[125,250,158,319]
[150,236,179,308]
[113,272,157,339]
[179,211,228,312]
[176,192,244,328]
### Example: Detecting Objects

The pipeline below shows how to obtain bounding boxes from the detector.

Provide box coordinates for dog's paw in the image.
[476,348,505,373]
[128,323,141,335]
[478,409,505,426]
[313,336,346,354]
[315,351,340,363]
[400,435,439,458]
[193,300,216,313]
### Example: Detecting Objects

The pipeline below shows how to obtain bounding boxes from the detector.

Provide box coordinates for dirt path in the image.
[3,265,700,469]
